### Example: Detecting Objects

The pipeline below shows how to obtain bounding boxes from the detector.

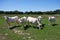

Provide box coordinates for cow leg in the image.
[28,21,29,25]
[7,22,11,29]
[37,23,40,29]
[22,22,26,30]
[16,20,19,26]
[48,20,51,25]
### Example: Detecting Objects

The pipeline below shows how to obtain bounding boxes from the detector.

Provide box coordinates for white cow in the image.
[48,15,55,25]
[27,16,42,29]
[3,16,19,28]
[18,16,26,27]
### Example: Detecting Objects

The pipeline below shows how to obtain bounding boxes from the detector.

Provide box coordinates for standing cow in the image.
[48,15,55,25]
[3,16,19,29]
[18,16,26,30]
[27,16,42,29]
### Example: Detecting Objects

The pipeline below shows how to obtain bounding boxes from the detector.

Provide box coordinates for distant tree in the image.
[0,9,60,14]
[54,9,60,14]
[0,11,4,14]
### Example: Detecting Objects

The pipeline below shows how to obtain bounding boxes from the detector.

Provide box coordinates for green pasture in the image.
[0,14,60,40]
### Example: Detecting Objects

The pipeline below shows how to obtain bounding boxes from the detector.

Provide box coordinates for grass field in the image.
[0,14,60,40]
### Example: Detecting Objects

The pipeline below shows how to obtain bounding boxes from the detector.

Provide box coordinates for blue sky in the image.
[0,0,60,12]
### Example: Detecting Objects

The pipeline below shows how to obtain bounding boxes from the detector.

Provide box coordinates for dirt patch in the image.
[12,29,24,35]
[12,29,35,40]
[0,34,5,40]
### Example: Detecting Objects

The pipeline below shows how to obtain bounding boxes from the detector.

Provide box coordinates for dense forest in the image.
[0,9,60,14]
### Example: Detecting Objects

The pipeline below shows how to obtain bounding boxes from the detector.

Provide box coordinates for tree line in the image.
[0,9,60,14]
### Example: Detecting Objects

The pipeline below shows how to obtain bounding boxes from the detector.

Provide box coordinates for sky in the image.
[0,0,60,12]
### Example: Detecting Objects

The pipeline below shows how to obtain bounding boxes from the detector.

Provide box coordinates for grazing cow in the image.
[3,16,19,28]
[48,15,55,25]
[18,16,26,29]
[27,16,42,29]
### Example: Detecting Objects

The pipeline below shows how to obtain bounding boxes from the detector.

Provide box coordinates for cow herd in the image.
[3,15,56,30]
